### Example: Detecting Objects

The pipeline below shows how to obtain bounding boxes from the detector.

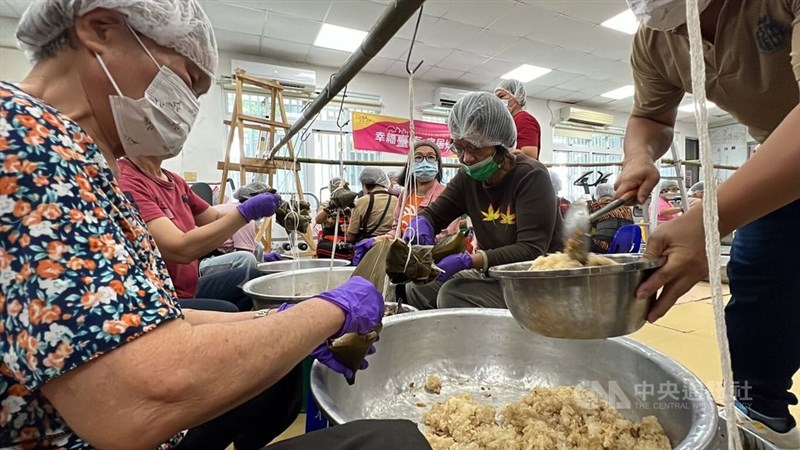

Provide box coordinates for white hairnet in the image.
[689,181,704,194]
[659,179,679,191]
[495,79,527,107]
[448,92,516,152]
[360,167,389,188]
[549,171,562,193]
[329,176,345,192]
[16,0,218,77]
[595,183,614,199]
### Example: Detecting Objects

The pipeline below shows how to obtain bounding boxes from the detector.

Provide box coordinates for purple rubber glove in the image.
[351,238,376,266]
[237,192,282,222]
[316,276,383,337]
[275,297,379,379]
[311,342,376,379]
[403,216,435,245]
[263,251,282,262]
[436,253,473,282]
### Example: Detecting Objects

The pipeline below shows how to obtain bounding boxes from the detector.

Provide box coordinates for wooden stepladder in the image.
[217,69,315,254]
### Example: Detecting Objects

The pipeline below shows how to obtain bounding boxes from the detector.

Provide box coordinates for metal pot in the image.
[489,254,664,339]
[243,266,356,309]
[383,302,418,316]
[710,413,778,449]
[311,309,718,449]
[257,258,350,275]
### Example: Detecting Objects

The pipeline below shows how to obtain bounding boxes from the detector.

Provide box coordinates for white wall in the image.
[0,46,31,81]
[0,43,699,182]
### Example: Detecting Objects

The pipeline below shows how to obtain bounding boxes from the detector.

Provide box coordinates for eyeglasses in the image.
[448,142,480,157]
[414,154,438,163]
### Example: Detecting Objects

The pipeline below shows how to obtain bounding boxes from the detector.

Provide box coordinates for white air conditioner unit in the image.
[231,59,316,92]
[558,106,614,127]
[434,87,471,108]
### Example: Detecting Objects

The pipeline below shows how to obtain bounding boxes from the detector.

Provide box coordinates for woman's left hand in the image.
[436,253,474,282]
[636,210,709,322]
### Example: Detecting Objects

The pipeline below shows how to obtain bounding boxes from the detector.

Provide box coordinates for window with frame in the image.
[550,130,623,202]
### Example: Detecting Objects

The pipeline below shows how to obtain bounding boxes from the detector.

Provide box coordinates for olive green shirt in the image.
[348,189,397,241]
[631,0,800,143]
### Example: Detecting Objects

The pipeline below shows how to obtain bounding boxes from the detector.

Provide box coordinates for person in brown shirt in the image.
[405,92,563,310]
[347,167,398,242]
[617,1,800,446]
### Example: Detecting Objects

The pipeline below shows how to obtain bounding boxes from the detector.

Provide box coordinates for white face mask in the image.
[96,26,199,159]
[627,0,713,31]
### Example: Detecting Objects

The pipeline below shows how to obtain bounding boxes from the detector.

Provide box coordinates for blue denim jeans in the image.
[726,199,800,419]
[195,265,262,312]
[199,251,258,276]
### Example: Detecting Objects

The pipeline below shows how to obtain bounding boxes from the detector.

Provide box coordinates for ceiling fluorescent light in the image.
[601,9,640,35]
[601,85,635,100]
[314,23,367,52]
[501,64,551,83]
[679,101,718,112]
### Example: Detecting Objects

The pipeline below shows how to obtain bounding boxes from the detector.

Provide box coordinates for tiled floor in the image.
[249,282,799,447]
[631,282,800,421]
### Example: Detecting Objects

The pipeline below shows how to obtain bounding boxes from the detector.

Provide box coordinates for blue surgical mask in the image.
[412,161,438,182]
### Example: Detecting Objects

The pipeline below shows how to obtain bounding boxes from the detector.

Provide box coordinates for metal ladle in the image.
[564,190,637,264]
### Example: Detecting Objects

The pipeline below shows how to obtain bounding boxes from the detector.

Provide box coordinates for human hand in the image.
[636,210,708,322]
[351,238,376,266]
[311,341,376,379]
[436,253,473,282]
[273,302,377,380]
[315,276,383,337]
[403,216,435,245]
[237,192,282,221]
[615,154,660,204]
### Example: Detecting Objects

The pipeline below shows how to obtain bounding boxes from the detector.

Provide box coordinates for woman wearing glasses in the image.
[404,92,564,310]
[388,140,461,239]
[350,141,460,266]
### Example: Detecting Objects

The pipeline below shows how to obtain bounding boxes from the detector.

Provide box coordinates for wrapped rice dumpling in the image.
[328,233,469,384]
[329,186,357,210]
[328,324,383,386]
[275,200,311,233]
[431,232,467,263]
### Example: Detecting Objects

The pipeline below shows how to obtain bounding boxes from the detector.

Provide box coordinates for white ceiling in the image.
[0,0,726,122]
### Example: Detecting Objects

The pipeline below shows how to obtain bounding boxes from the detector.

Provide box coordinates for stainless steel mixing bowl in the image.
[243,266,356,308]
[311,309,718,449]
[256,258,350,275]
[489,254,664,339]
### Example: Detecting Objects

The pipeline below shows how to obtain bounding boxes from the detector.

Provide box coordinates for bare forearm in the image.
[44,299,343,450]
[714,105,800,234]
[624,115,675,161]
[175,212,247,261]
[159,300,341,428]
[181,308,260,325]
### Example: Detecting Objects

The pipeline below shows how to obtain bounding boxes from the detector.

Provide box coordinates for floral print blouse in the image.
[0,82,184,449]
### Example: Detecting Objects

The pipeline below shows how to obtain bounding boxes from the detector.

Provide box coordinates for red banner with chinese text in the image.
[351,112,453,156]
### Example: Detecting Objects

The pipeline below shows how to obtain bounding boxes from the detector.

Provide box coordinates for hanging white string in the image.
[685,0,741,448]
[325,209,341,291]
[275,113,319,293]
